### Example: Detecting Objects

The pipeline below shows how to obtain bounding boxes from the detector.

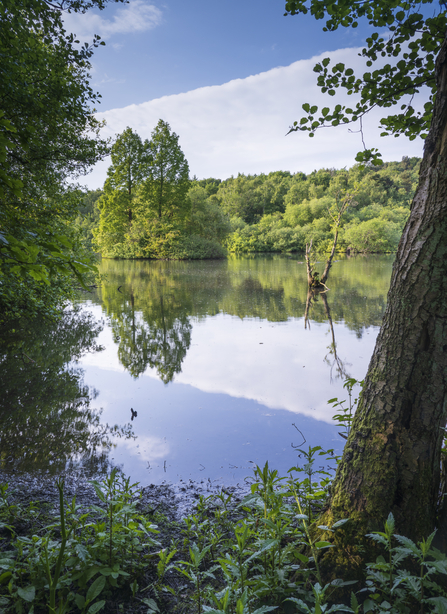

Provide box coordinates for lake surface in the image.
[0,254,394,488]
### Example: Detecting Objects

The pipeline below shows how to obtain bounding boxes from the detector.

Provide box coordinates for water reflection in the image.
[100,276,192,383]
[0,308,133,475]
[305,288,351,381]
[94,255,392,383]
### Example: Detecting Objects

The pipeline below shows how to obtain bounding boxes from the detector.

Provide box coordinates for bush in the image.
[165,234,227,259]
[344,218,402,252]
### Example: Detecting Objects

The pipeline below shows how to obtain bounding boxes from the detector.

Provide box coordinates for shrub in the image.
[344,218,402,253]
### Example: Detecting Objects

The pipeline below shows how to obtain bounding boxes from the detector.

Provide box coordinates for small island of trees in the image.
[77,123,420,261]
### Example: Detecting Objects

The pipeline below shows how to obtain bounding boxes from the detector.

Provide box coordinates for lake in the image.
[0,254,394,488]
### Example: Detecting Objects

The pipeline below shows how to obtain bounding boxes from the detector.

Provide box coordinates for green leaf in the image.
[0,571,12,584]
[426,596,447,614]
[363,599,375,613]
[87,601,106,614]
[295,552,309,563]
[17,585,35,602]
[350,592,358,611]
[86,575,106,603]
[142,598,160,612]
[75,594,85,609]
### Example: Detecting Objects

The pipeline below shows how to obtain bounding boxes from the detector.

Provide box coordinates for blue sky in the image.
[64,0,426,189]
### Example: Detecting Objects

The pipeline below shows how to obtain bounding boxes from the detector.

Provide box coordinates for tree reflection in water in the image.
[95,255,392,384]
[99,264,193,383]
[0,307,134,475]
[304,287,351,381]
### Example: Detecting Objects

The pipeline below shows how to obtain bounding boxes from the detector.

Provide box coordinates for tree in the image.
[0,0,124,318]
[216,174,268,224]
[285,1,445,164]
[284,0,447,543]
[186,185,232,243]
[105,127,148,223]
[304,190,356,287]
[94,128,148,256]
[139,119,190,222]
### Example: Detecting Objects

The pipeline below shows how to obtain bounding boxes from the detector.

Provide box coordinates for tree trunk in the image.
[305,241,314,285]
[326,32,447,543]
[320,228,338,285]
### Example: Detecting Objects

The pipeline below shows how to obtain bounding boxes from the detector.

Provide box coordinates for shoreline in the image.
[0,468,249,521]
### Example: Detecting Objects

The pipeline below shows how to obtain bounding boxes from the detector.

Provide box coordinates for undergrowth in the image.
[1,380,447,614]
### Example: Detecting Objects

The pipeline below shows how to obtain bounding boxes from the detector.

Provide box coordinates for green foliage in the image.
[164,451,447,614]
[343,218,403,253]
[93,125,232,260]
[2,425,447,613]
[359,514,447,613]
[106,127,149,196]
[164,235,227,260]
[215,173,290,225]
[93,128,149,257]
[0,471,159,614]
[329,378,364,442]
[139,119,190,222]
[94,187,135,257]
[73,189,103,252]
[92,155,417,259]
[0,0,120,320]
[222,159,416,254]
[284,0,445,163]
[187,186,232,244]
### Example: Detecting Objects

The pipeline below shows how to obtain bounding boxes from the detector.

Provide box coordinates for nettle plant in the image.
[0,469,159,614]
[1,380,447,614]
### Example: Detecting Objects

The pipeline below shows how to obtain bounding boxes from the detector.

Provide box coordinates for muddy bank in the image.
[0,469,250,520]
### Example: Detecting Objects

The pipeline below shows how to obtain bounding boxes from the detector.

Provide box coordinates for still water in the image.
[0,254,394,487]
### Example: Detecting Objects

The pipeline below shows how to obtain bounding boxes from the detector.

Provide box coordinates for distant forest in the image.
[77,156,420,259]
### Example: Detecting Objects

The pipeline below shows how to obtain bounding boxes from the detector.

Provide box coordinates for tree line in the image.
[79,123,420,259]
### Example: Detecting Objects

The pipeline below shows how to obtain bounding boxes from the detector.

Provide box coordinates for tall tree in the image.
[284,0,447,542]
[140,119,190,222]
[106,127,148,223]
[0,0,125,318]
[94,128,148,256]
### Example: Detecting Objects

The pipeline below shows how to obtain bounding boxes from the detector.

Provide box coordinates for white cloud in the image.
[121,434,169,462]
[80,308,377,425]
[83,46,426,189]
[63,0,162,43]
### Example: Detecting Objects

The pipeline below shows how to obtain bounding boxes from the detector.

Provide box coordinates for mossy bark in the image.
[325,32,447,545]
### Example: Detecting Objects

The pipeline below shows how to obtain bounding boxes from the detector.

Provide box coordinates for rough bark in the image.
[326,32,447,543]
